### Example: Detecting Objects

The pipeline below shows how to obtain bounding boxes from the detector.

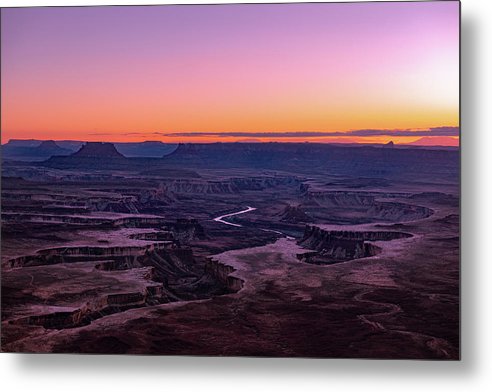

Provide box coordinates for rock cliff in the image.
[298,225,412,264]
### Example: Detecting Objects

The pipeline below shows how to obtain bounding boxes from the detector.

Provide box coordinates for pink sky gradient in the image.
[1,2,459,144]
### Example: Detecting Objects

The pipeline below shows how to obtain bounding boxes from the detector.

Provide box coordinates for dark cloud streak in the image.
[88,127,459,139]
[162,127,459,138]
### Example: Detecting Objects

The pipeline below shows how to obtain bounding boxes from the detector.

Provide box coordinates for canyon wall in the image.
[298,225,412,264]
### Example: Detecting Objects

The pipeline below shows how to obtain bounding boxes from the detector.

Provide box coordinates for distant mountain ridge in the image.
[2,139,178,161]
[160,142,459,180]
[32,141,459,181]
[35,140,70,153]
[407,136,459,147]
[1,140,72,161]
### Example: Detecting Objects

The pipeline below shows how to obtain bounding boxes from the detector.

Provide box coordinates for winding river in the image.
[212,206,257,227]
[213,206,294,239]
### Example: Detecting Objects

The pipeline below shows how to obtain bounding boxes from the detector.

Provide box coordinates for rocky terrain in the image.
[1,142,459,358]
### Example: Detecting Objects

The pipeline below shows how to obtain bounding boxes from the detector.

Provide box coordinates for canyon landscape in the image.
[1,141,460,358]
[1,2,459,359]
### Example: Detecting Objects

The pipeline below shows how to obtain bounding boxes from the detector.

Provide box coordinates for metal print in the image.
[0,1,460,358]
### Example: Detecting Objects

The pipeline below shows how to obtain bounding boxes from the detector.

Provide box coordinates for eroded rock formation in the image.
[72,142,125,158]
[298,225,412,264]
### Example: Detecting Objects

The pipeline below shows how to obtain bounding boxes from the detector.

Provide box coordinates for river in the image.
[213,206,294,239]
[212,206,257,227]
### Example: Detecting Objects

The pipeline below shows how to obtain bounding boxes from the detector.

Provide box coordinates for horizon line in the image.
[2,138,460,148]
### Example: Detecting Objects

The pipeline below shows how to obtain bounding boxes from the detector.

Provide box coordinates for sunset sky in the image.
[1,2,459,145]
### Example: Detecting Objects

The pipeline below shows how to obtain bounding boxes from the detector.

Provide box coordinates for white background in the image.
[0,0,490,390]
